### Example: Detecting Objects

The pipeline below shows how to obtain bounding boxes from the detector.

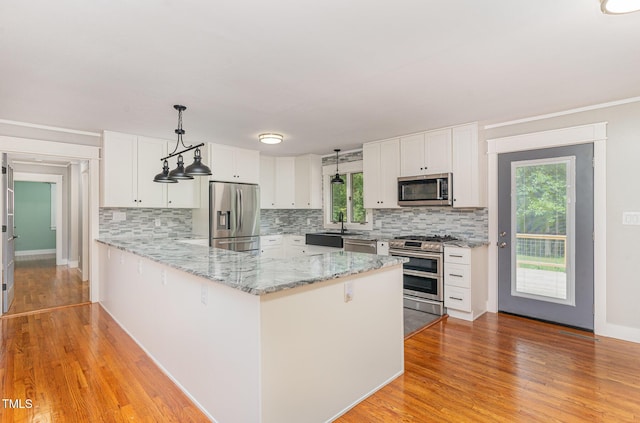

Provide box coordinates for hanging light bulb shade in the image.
[601,0,640,14]
[154,104,211,182]
[153,160,178,183]
[331,148,344,184]
[168,154,194,180]
[185,147,212,176]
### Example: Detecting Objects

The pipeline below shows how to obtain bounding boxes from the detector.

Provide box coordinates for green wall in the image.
[14,181,56,251]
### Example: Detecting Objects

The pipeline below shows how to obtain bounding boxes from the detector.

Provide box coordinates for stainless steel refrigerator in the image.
[209,181,260,252]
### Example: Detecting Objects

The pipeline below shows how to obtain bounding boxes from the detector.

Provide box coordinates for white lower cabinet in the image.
[444,245,487,321]
[259,235,342,258]
[260,235,284,258]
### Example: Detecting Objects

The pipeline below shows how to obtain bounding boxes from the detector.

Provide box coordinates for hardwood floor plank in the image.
[0,304,209,422]
[338,313,640,422]
[7,259,89,315]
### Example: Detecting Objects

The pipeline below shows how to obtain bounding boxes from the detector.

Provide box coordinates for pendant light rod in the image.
[160,142,204,162]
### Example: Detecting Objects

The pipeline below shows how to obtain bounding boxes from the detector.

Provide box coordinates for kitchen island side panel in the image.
[259,265,405,423]
[98,244,261,423]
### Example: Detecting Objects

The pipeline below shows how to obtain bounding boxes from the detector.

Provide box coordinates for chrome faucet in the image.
[338,211,345,234]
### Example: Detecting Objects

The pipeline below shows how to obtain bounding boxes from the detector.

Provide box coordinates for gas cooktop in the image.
[393,235,459,242]
[389,235,459,253]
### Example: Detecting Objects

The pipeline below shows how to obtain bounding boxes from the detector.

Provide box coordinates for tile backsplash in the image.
[260,207,488,242]
[99,204,487,242]
[100,208,192,238]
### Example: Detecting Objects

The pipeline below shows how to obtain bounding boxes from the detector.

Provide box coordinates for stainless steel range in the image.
[389,235,458,316]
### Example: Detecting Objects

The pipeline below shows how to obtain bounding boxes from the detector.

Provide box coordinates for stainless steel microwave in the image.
[397,173,452,206]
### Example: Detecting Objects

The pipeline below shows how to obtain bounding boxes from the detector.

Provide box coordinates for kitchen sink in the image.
[305,232,345,248]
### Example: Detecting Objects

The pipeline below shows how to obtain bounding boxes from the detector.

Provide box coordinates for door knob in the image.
[499,231,507,237]
[498,242,507,248]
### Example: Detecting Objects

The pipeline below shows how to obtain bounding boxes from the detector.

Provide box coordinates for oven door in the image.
[390,250,443,301]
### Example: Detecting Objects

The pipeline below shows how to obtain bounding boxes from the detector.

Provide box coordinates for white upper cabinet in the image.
[259,156,276,209]
[136,137,168,207]
[166,138,201,208]
[260,155,321,209]
[102,131,167,208]
[452,123,486,208]
[209,143,260,183]
[400,129,452,176]
[275,157,296,209]
[363,139,400,208]
[294,154,322,209]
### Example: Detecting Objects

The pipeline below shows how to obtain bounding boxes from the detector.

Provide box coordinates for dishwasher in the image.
[343,238,388,255]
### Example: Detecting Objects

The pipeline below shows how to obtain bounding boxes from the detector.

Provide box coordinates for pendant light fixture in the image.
[153,105,212,183]
[331,149,344,184]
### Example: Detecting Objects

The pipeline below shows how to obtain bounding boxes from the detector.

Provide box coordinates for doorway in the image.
[497,144,594,330]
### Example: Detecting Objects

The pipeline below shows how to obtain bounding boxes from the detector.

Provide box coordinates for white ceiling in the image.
[1,0,640,156]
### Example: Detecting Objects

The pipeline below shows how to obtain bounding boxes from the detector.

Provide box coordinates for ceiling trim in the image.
[484,96,640,130]
[0,118,101,137]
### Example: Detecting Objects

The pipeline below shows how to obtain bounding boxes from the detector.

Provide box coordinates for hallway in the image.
[6,258,89,316]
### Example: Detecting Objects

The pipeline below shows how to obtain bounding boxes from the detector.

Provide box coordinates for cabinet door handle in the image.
[449,274,463,278]
[449,254,463,258]
[449,296,463,301]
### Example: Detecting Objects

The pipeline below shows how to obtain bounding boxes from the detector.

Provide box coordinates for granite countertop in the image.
[97,237,407,296]
[444,239,489,249]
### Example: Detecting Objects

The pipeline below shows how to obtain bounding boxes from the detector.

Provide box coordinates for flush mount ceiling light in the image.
[154,105,212,183]
[259,133,283,144]
[601,0,640,14]
[330,149,344,185]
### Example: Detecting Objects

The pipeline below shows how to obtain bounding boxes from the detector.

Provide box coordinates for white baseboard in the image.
[68,260,79,268]
[15,248,55,257]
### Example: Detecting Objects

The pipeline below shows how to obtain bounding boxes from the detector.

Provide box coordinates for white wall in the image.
[483,100,640,339]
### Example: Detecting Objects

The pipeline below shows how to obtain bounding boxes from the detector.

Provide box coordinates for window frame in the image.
[322,160,373,231]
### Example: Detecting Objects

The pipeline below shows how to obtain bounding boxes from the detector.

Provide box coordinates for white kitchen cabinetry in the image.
[444,245,487,321]
[209,143,260,183]
[451,123,486,208]
[101,131,167,208]
[275,157,296,208]
[260,235,284,258]
[167,178,200,208]
[260,155,322,210]
[294,154,322,209]
[363,139,400,209]
[400,129,452,177]
[259,156,276,209]
[284,235,306,256]
[166,141,201,208]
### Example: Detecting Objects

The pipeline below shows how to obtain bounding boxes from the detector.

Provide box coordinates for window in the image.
[323,160,372,230]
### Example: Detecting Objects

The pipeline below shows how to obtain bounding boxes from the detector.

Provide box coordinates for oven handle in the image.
[389,249,442,260]
[403,268,441,279]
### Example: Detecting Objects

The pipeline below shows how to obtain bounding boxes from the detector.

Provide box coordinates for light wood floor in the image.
[2,305,640,422]
[7,259,89,315]
[0,303,210,422]
[339,313,640,422]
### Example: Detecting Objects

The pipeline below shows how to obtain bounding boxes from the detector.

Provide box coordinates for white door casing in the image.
[487,123,607,335]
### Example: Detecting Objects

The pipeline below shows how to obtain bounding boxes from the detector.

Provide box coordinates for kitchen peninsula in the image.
[97,237,407,423]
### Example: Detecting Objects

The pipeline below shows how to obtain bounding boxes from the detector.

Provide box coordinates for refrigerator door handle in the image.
[238,189,243,231]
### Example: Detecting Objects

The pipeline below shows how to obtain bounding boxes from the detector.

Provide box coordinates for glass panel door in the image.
[511,157,575,305]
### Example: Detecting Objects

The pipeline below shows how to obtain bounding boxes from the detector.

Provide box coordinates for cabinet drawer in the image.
[444,263,470,288]
[444,247,470,264]
[261,235,283,246]
[445,286,471,312]
[287,235,305,245]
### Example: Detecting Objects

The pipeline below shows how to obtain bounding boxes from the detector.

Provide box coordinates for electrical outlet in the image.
[623,212,640,225]
[113,211,126,221]
[155,219,161,227]
[201,284,208,305]
[344,282,354,303]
